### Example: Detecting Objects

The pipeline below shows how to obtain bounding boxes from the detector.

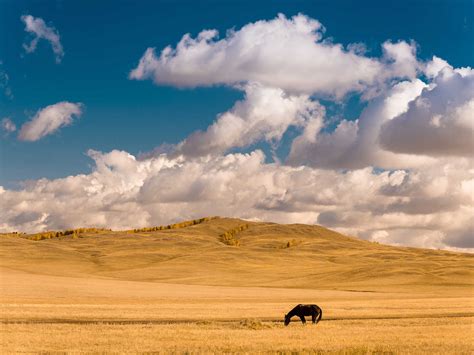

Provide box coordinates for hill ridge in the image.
[0,217,472,292]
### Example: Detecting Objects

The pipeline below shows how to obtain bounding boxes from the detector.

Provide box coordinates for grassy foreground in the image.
[1,217,473,353]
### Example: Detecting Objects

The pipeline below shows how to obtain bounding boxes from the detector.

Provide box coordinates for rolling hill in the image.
[1,217,472,292]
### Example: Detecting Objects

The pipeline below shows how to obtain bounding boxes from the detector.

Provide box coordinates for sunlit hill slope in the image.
[1,217,472,292]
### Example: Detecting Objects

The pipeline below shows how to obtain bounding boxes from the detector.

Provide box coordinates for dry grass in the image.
[1,217,473,353]
[3,318,472,354]
[1,270,472,354]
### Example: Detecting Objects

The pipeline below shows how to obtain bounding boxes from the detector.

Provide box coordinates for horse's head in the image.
[284,313,290,326]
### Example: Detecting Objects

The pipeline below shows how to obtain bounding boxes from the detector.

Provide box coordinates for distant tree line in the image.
[0,216,219,241]
[130,217,217,233]
[23,228,111,241]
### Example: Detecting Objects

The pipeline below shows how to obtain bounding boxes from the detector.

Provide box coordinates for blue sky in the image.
[0,1,473,250]
[1,0,472,186]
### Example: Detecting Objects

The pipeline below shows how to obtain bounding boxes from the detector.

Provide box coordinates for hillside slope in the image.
[1,217,472,292]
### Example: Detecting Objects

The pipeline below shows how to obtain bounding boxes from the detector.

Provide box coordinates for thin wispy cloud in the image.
[0,63,13,99]
[1,117,16,134]
[18,102,82,141]
[21,15,64,63]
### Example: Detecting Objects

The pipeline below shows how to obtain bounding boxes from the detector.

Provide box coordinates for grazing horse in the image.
[284,304,322,326]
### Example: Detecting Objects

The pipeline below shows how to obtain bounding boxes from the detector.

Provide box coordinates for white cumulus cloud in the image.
[18,102,83,141]
[379,66,474,157]
[129,14,420,98]
[381,40,419,80]
[287,78,430,169]
[174,83,323,157]
[21,15,64,63]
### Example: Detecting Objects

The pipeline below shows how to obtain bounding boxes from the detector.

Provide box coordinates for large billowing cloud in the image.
[130,14,418,97]
[287,78,431,169]
[379,66,474,157]
[287,63,474,169]
[21,15,64,63]
[18,102,82,141]
[174,83,322,157]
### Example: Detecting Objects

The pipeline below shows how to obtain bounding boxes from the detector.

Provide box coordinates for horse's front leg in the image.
[312,313,316,323]
[299,315,306,324]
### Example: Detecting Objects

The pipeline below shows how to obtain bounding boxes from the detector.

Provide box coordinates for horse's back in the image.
[297,304,320,315]
[300,304,320,310]
[290,304,322,315]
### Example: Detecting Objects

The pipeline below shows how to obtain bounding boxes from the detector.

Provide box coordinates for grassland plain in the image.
[1,217,473,353]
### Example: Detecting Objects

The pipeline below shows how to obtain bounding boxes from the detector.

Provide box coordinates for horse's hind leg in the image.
[299,315,306,324]
[315,308,322,324]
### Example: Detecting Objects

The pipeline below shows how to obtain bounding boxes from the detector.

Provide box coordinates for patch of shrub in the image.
[219,224,248,246]
[281,239,300,249]
[238,319,272,330]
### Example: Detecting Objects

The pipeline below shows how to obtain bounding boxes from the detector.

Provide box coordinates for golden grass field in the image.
[1,217,473,353]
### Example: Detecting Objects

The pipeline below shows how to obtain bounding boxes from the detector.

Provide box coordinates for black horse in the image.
[284,304,322,326]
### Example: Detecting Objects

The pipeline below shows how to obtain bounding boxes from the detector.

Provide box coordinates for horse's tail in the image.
[316,306,322,324]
